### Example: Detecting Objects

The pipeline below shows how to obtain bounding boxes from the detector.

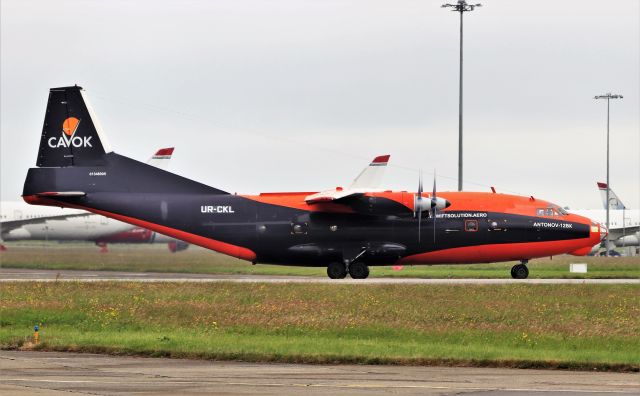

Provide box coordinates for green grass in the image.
[1,282,638,371]
[1,243,639,278]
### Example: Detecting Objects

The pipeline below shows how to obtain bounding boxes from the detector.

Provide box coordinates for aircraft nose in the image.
[588,221,607,242]
[570,216,606,257]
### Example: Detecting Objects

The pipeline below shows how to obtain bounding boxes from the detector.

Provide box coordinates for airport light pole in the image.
[594,93,623,257]
[441,0,481,192]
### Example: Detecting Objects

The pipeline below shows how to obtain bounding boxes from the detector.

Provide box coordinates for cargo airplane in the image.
[22,86,606,279]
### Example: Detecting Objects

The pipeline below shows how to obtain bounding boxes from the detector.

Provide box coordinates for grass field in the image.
[1,282,638,371]
[1,243,639,278]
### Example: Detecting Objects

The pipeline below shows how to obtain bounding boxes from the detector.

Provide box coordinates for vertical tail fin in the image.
[36,86,112,167]
[147,147,175,170]
[349,155,390,189]
[597,182,626,210]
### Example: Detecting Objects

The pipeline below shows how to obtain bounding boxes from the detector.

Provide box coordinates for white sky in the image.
[1,0,638,210]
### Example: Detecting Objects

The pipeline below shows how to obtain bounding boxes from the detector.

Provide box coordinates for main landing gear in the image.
[511,260,529,279]
[327,262,347,279]
[326,261,370,279]
[348,261,370,279]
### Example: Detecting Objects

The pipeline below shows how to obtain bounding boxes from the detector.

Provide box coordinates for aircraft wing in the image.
[609,226,640,240]
[305,188,367,204]
[0,213,90,235]
[305,155,390,204]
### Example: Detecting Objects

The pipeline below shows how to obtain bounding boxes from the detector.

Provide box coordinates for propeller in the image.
[414,170,424,242]
[431,173,437,243]
[414,170,451,243]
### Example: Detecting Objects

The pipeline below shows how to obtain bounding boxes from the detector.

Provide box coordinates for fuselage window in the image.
[465,219,478,232]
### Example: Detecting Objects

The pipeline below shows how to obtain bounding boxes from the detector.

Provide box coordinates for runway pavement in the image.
[1,351,638,395]
[1,268,638,284]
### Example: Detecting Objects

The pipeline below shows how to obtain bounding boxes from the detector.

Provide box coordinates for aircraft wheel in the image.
[511,264,529,279]
[327,262,347,279]
[349,262,370,279]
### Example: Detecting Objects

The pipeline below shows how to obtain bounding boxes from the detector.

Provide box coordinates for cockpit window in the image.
[537,206,567,217]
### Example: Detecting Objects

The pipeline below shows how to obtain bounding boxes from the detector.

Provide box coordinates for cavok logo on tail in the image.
[47,117,92,148]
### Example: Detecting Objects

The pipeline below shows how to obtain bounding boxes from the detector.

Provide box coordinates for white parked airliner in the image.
[570,183,639,252]
[0,148,187,252]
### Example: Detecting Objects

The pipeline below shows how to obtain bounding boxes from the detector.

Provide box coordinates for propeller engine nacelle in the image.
[414,196,451,212]
[413,170,451,243]
[615,234,639,247]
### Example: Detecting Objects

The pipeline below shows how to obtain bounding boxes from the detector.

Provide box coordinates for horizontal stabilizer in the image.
[35,191,86,197]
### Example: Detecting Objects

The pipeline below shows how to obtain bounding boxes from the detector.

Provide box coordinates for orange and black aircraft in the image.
[23,86,606,279]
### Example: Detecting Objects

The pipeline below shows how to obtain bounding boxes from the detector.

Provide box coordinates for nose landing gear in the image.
[511,260,529,279]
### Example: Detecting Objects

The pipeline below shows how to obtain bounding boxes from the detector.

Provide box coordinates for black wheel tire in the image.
[327,262,347,279]
[510,265,518,279]
[514,264,529,279]
[349,262,370,279]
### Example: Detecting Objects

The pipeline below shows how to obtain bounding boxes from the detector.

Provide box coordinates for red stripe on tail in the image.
[372,155,390,164]
[155,147,175,156]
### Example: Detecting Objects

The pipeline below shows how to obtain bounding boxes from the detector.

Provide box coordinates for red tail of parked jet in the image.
[23,86,605,278]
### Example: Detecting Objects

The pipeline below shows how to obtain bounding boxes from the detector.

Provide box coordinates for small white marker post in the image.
[570,263,588,273]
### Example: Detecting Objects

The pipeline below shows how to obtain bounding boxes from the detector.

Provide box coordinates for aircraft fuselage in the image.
[23,155,602,267]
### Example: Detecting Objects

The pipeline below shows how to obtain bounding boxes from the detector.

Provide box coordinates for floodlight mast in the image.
[441,1,482,192]
[594,93,623,257]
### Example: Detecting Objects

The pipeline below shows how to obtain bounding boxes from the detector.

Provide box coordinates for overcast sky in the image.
[1,0,638,210]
